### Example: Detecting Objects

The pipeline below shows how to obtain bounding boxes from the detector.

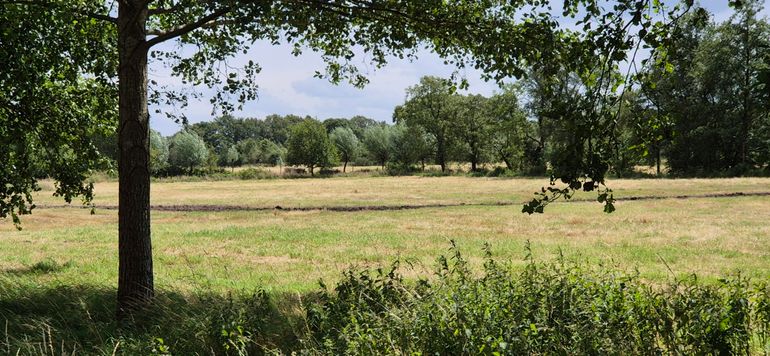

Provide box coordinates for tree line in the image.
[107,1,770,180]
[92,3,770,180]
[88,84,533,177]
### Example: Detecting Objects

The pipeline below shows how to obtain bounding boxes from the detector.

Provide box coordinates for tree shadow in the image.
[0,280,302,355]
[2,259,74,276]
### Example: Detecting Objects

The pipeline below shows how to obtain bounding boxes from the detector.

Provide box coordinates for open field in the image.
[3,176,770,293]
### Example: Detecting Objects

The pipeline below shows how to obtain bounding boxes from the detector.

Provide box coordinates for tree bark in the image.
[117,0,153,319]
[343,160,347,173]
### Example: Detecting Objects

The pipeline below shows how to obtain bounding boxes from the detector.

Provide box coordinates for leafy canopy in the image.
[286,119,338,175]
[1,0,697,222]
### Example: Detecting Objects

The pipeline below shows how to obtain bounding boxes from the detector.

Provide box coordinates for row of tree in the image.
[95,4,770,180]
[138,84,532,176]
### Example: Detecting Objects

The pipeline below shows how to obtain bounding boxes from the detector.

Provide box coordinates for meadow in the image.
[2,176,770,354]
[4,176,770,291]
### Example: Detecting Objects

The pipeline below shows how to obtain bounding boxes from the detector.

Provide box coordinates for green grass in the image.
[5,177,770,292]
[2,176,770,353]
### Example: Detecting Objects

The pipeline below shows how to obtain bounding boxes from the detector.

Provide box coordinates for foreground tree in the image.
[2,0,694,316]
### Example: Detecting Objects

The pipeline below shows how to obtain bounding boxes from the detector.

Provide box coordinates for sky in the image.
[148,2,767,136]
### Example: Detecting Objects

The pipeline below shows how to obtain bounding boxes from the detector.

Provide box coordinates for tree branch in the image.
[145,6,230,47]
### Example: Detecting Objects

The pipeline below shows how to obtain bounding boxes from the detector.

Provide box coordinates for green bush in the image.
[3,246,769,355]
[303,243,770,355]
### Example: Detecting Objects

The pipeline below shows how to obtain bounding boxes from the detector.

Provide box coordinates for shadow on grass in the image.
[2,259,74,276]
[0,280,302,355]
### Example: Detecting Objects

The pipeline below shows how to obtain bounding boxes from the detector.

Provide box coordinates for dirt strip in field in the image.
[35,191,770,212]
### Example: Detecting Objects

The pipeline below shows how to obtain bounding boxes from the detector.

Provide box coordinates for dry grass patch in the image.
[5,177,770,293]
[28,176,770,209]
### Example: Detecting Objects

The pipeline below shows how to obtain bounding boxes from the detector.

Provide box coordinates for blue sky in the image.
[149,2,766,136]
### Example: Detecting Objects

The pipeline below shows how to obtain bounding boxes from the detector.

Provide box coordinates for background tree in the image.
[363,125,393,169]
[255,139,286,166]
[168,131,209,175]
[330,127,360,172]
[225,145,240,172]
[452,94,492,172]
[286,119,337,176]
[236,138,261,165]
[190,115,267,165]
[389,123,431,171]
[149,130,169,175]
[394,76,456,172]
[348,115,381,141]
[323,118,352,134]
[487,87,528,171]
[639,5,770,174]
[265,115,307,145]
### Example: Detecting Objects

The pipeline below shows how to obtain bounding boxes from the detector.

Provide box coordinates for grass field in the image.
[3,176,769,293]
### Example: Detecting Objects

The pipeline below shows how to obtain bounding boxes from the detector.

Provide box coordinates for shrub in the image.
[303,243,770,355]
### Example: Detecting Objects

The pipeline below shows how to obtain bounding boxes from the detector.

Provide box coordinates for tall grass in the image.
[2,244,769,354]
[304,242,770,355]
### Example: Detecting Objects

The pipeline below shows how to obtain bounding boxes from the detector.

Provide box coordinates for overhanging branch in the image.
[145,6,230,47]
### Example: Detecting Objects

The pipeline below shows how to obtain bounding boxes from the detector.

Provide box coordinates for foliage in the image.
[0,1,117,226]
[452,94,493,172]
[394,76,457,172]
[362,125,394,169]
[639,3,770,175]
[286,119,338,175]
[389,123,432,171]
[225,145,240,169]
[149,130,170,174]
[4,246,770,354]
[168,130,209,175]
[330,127,360,173]
[304,244,770,355]
[487,86,529,171]
[0,280,288,355]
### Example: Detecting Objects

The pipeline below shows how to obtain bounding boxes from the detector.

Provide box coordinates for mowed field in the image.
[2,176,770,293]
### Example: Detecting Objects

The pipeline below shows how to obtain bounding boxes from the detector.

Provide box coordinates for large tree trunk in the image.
[117,0,153,319]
